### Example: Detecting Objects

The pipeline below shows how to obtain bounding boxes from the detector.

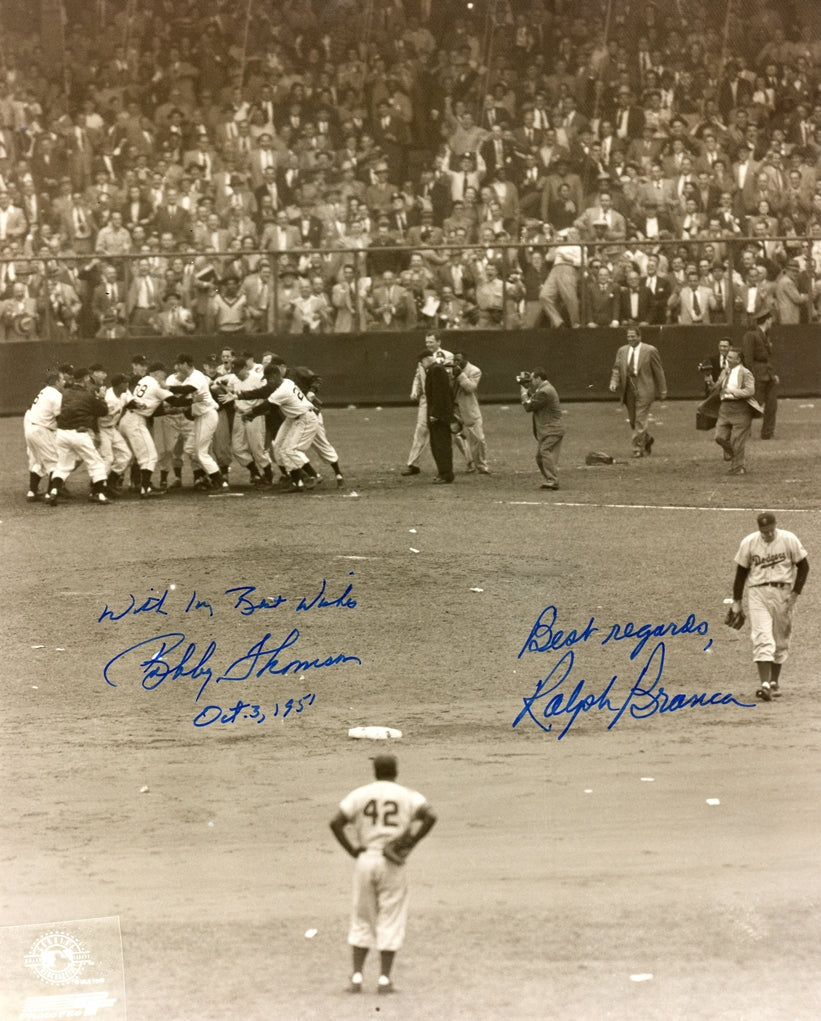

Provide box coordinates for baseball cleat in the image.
[44,488,59,506]
[377,978,395,995]
[540,482,559,490]
[400,465,420,475]
[169,478,182,489]
[478,467,491,474]
[335,474,344,487]
[645,436,655,455]
[770,681,781,697]
[26,490,38,502]
[632,449,643,458]
[348,973,363,994]
[140,486,164,499]
[756,683,773,702]
[89,492,110,504]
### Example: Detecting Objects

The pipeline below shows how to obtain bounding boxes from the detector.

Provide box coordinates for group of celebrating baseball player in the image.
[22,346,344,505]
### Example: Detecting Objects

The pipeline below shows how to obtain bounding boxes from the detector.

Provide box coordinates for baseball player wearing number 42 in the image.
[730,512,809,702]
[329,755,437,996]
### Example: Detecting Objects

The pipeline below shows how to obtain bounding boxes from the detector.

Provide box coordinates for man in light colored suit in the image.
[609,325,667,457]
[774,260,809,324]
[672,269,717,324]
[332,264,361,333]
[712,347,759,476]
[451,352,489,474]
[573,190,626,241]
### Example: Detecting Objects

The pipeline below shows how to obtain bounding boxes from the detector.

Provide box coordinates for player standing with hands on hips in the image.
[329,754,437,995]
[729,512,809,702]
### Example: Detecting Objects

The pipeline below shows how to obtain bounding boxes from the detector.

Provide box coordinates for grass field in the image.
[1,398,820,1020]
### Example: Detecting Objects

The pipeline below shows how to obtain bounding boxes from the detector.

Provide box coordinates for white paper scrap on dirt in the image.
[469,587,484,592]
[630,974,653,982]
[409,547,420,553]
[304,929,318,939]
[640,777,655,782]
[706,798,720,805]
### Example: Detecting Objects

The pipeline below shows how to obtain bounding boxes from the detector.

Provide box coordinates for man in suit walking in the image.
[741,308,778,439]
[609,326,667,457]
[712,347,759,476]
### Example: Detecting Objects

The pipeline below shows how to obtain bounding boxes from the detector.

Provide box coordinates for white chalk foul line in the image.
[499,501,819,513]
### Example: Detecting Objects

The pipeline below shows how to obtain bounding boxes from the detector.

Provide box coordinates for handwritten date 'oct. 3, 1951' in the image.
[514,605,756,739]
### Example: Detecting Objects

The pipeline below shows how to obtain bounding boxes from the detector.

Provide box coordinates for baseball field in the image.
[1,395,820,1020]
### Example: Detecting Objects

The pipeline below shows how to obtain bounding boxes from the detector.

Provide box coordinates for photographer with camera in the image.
[519,368,564,491]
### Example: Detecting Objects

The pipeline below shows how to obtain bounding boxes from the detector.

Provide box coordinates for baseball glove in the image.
[585,450,615,465]
[724,606,746,630]
[383,830,415,866]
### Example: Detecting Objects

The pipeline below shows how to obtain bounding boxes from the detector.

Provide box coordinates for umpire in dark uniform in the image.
[741,307,778,439]
[419,349,455,484]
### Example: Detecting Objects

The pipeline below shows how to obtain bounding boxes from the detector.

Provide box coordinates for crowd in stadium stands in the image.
[2,0,821,341]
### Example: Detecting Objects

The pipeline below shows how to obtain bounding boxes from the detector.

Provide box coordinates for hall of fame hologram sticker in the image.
[0,915,126,1019]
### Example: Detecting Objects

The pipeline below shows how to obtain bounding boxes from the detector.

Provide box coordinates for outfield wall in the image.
[2,325,820,415]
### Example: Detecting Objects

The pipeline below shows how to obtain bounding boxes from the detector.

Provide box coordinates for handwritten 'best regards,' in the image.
[513,605,755,739]
[98,577,361,728]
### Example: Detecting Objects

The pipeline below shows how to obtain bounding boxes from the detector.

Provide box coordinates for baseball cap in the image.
[757,511,776,527]
[754,307,773,321]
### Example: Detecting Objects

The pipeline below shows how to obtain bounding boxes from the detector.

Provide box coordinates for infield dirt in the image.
[1,400,819,1020]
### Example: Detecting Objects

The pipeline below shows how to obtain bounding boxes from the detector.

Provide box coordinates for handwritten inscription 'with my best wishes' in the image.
[98,576,361,728]
[513,605,756,739]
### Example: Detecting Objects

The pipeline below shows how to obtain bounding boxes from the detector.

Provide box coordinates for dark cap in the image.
[754,307,773,321]
[372,753,398,777]
[131,353,148,364]
[757,511,776,527]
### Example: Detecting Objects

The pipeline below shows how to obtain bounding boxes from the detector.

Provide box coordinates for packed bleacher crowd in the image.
[2,0,821,342]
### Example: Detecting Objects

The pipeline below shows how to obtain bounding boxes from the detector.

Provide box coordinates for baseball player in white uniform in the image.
[98,374,133,492]
[118,362,174,497]
[731,511,809,701]
[244,364,318,491]
[215,358,273,484]
[452,352,490,474]
[330,755,436,995]
[24,370,64,501]
[167,354,226,490]
[401,333,453,476]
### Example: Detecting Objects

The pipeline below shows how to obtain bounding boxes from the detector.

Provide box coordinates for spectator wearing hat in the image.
[541,157,584,223]
[1,280,37,341]
[364,163,396,215]
[774,260,810,325]
[276,265,302,333]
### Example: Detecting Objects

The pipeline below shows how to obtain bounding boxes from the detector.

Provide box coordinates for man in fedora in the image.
[741,307,778,439]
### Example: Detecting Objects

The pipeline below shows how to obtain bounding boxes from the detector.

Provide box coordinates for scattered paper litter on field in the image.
[31,686,38,689]
[169,584,176,590]
[346,404,357,409]
[55,647,66,652]
[499,405,510,410]
[139,786,149,794]
[207,821,214,827]
[31,645,44,649]
[409,547,420,553]
[799,403,815,408]
[304,929,318,939]
[469,587,484,592]
[375,406,383,411]
[584,789,593,794]
[706,798,720,806]
[630,974,653,982]
[342,491,359,498]
[409,528,417,533]
[640,777,654,782]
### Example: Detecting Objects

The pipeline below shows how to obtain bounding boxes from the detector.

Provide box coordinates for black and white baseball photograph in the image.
[1,1,820,1018]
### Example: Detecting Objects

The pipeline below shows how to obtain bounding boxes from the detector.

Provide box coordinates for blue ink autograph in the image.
[98,576,358,623]
[512,644,755,739]
[103,630,361,702]
[518,605,709,661]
